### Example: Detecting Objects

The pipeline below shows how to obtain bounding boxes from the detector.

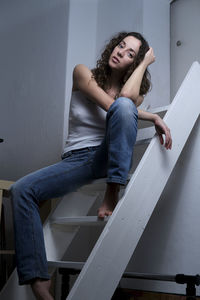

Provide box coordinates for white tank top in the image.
[63,91,107,153]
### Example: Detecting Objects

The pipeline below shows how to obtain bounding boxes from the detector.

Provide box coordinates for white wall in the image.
[0,0,69,181]
[62,0,99,146]
[142,0,170,108]
[95,0,143,56]
[170,0,200,98]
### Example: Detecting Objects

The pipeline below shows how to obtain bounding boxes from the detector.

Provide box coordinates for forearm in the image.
[138,109,159,123]
[119,61,148,103]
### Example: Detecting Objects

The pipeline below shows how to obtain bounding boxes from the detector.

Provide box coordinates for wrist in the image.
[152,113,160,123]
[140,60,149,69]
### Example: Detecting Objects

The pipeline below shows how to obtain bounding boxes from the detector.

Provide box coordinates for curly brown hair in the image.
[92,31,151,96]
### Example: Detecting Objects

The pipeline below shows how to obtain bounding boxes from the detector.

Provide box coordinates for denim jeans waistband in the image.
[62,146,100,159]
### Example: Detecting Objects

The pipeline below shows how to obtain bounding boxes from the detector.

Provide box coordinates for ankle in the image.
[31,279,53,300]
[106,183,120,193]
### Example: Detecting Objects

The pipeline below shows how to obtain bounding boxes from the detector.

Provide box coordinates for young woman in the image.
[11,31,172,299]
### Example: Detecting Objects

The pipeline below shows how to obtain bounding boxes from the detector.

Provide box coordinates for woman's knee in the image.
[10,177,35,203]
[108,97,138,121]
[10,180,23,196]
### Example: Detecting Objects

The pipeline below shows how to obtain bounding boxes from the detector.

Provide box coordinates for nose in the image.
[117,49,124,58]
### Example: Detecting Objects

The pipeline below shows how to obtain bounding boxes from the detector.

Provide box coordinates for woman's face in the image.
[108,36,141,72]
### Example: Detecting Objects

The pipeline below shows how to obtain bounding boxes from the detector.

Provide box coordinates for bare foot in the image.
[98,183,120,218]
[31,279,54,300]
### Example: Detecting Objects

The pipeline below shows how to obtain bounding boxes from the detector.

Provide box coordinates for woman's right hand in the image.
[143,47,155,67]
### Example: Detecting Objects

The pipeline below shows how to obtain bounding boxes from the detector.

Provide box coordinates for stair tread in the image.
[136,126,155,145]
[50,216,109,226]
[48,260,84,269]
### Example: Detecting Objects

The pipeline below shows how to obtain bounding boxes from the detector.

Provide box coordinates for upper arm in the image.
[73,64,114,111]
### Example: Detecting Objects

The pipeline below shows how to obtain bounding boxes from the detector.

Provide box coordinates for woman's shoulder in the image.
[73,64,92,77]
[72,64,94,91]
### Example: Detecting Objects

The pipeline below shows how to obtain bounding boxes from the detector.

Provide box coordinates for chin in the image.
[109,61,120,71]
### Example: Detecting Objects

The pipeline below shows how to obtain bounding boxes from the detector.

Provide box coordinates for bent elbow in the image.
[119,91,139,105]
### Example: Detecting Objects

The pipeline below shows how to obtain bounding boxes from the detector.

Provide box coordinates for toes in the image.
[98,207,113,218]
[98,213,104,219]
[105,210,112,216]
[98,209,105,218]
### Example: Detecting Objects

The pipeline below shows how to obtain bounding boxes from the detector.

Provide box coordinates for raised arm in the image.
[73,64,114,111]
[119,47,155,105]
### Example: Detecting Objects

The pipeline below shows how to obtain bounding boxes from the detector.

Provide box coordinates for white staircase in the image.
[1,62,200,300]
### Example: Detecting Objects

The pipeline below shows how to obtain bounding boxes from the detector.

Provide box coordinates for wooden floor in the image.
[112,288,200,300]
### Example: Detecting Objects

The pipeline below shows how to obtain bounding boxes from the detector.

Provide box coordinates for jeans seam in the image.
[18,191,41,281]
[27,194,45,279]
[106,176,126,185]
[31,157,94,201]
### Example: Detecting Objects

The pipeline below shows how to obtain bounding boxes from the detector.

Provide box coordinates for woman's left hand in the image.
[154,116,172,150]
[143,47,156,67]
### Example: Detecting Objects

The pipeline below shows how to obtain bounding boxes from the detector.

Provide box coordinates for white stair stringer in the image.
[67,62,200,300]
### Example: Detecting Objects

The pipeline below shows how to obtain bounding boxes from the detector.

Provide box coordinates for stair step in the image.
[48,260,84,270]
[135,137,152,146]
[135,126,155,146]
[147,104,169,114]
[50,216,109,226]
[135,104,170,146]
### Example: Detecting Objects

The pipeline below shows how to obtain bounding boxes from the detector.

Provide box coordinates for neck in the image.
[108,69,123,89]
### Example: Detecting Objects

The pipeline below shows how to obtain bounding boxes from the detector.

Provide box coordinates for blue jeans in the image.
[11,97,138,285]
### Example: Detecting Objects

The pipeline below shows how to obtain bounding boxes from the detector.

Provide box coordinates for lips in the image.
[112,56,120,63]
